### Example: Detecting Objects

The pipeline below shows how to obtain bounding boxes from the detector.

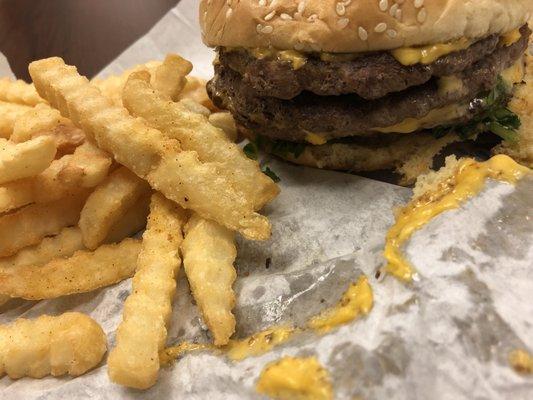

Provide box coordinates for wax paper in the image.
[0,0,532,398]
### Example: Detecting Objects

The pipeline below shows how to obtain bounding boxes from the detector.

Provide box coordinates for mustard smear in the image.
[384,155,530,281]
[159,342,213,366]
[256,356,333,400]
[308,276,373,333]
[225,325,296,361]
[509,349,533,374]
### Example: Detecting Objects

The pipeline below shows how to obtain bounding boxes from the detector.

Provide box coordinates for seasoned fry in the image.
[0,192,88,257]
[0,101,32,138]
[181,213,237,346]
[10,103,70,143]
[104,191,151,244]
[92,60,162,106]
[29,57,271,240]
[0,238,140,300]
[0,136,57,185]
[108,194,187,389]
[0,312,106,379]
[123,72,279,210]
[179,76,217,111]
[152,54,192,101]
[0,77,44,106]
[0,141,110,213]
[0,227,84,270]
[79,167,151,249]
[208,112,238,142]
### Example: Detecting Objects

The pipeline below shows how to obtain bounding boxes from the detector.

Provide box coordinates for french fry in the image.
[152,54,192,101]
[104,191,151,244]
[0,78,44,106]
[181,213,237,346]
[0,238,140,300]
[0,227,84,270]
[29,57,271,240]
[79,166,151,249]
[179,76,217,111]
[0,101,32,138]
[108,194,187,389]
[92,60,162,106]
[0,191,88,257]
[0,312,106,379]
[0,141,110,213]
[123,72,279,210]
[0,136,57,185]
[10,103,70,143]
[208,112,238,142]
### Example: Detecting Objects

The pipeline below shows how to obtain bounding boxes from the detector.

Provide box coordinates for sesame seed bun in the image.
[200,0,532,53]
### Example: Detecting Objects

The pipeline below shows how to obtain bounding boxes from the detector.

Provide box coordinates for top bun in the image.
[200,0,532,53]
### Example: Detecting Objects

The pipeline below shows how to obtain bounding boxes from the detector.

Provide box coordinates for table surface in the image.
[0,0,180,81]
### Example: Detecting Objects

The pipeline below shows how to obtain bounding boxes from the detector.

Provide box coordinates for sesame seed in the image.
[389,3,398,16]
[358,26,368,41]
[226,0,232,5]
[280,13,293,20]
[414,0,424,8]
[258,0,266,6]
[294,42,305,51]
[256,23,264,33]
[395,9,402,20]
[337,18,349,29]
[262,25,274,34]
[336,3,346,15]
[226,8,233,18]
[264,10,276,21]
[308,14,318,22]
[374,22,387,33]
[386,29,397,38]
[379,0,388,12]
[298,1,306,14]
[417,7,427,23]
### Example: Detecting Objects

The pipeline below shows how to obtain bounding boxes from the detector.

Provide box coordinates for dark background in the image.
[0,0,180,81]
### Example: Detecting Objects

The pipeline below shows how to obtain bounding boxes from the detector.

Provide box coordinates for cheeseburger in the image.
[200,0,532,183]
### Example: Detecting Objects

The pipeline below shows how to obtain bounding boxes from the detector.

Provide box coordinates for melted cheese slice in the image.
[391,38,471,66]
[256,356,334,400]
[384,155,530,282]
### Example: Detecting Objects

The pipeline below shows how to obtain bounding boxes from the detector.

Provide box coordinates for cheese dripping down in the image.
[383,155,530,282]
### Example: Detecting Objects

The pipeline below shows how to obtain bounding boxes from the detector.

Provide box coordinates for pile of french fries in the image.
[0,54,279,388]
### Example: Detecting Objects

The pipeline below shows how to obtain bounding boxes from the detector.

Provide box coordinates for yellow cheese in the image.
[249,48,307,69]
[384,155,530,281]
[308,276,373,333]
[501,28,522,46]
[509,349,533,374]
[159,342,213,366]
[391,38,471,66]
[224,325,296,361]
[256,356,334,400]
[501,57,525,86]
[375,103,468,134]
[305,132,328,145]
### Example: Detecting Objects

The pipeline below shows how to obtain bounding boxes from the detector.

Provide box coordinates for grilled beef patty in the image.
[208,29,528,143]
[217,25,530,100]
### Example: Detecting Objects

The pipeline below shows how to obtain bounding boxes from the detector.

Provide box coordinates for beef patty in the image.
[218,25,530,100]
[208,30,528,143]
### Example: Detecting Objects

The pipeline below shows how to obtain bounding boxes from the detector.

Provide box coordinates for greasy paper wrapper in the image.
[1,1,532,398]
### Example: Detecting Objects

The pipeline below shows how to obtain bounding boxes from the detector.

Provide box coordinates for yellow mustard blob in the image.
[509,349,533,374]
[256,356,334,400]
[384,155,530,281]
[225,325,296,361]
[305,132,328,145]
[391,38,471,66]
[159,342,213,366]
[308,276,373,333]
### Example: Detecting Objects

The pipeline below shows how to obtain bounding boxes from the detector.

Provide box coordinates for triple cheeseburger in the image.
[200,0,532,182]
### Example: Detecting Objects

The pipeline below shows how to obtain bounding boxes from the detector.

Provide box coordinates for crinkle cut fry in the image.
[122,71,279,210]
[0,312,106,379]
[29,57,271,240]
[108,193,188,389]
